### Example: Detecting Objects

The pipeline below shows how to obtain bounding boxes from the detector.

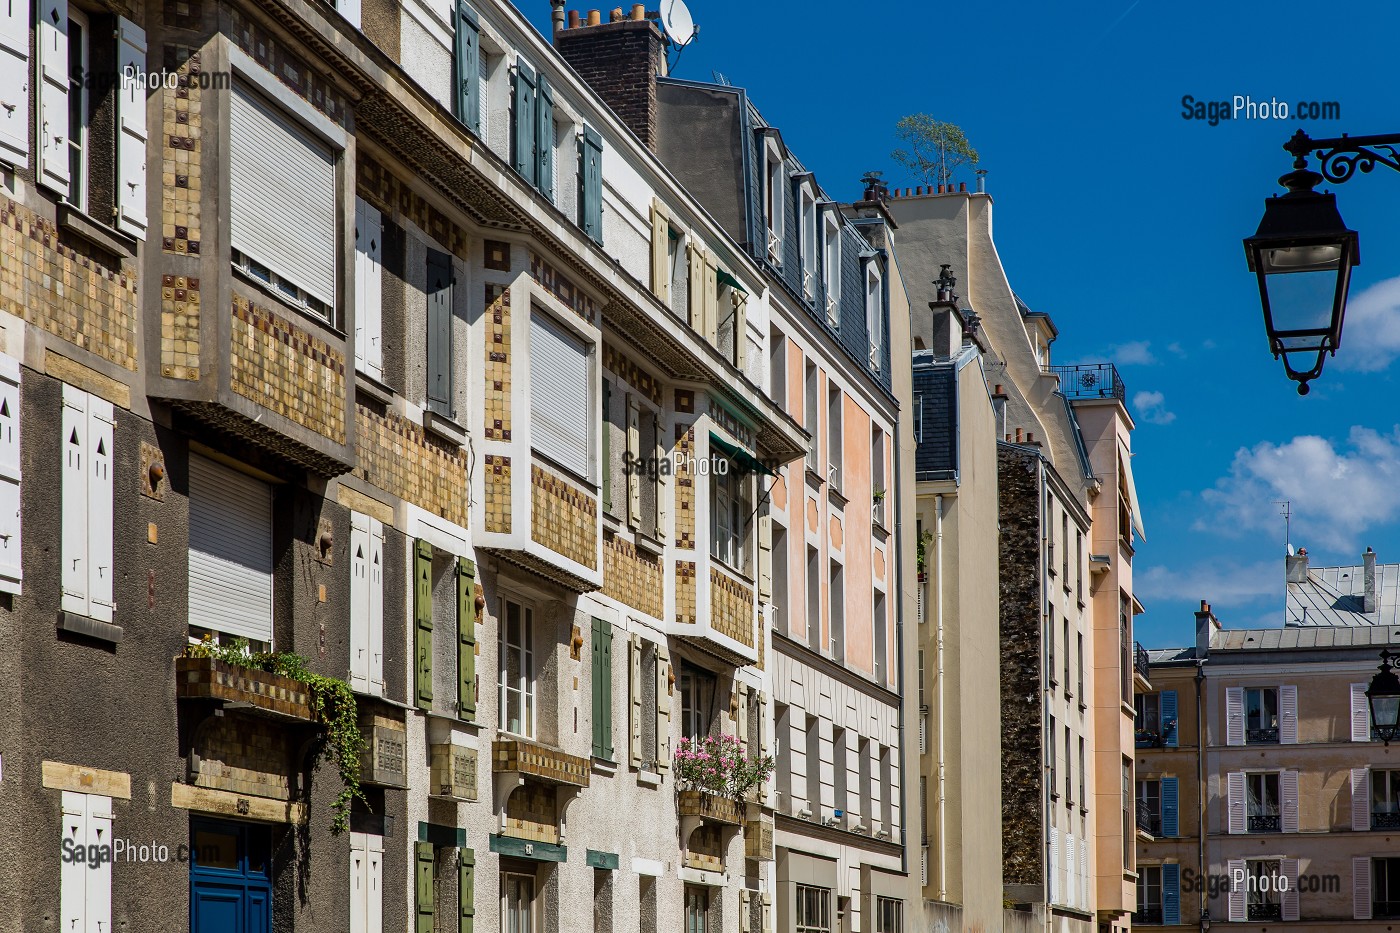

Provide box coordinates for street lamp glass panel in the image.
[1260,244,1343,273]
[1262,267,1342,335]
[1375,696,1400,731]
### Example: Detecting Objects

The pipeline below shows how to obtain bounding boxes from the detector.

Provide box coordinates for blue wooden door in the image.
[189,819,272,933]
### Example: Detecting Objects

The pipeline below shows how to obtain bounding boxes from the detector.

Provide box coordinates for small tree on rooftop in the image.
[892,114,979,188]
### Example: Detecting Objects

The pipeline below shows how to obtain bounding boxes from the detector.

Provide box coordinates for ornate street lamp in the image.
[1366,649,1400,745]
[1200,908,1211,932]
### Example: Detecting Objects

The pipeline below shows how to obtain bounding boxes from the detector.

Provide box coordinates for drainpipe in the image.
[1196,661,1207,926]
[894,409,909,878]
[935,493,947,900]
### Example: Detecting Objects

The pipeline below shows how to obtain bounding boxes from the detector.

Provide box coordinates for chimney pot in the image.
[994,384,1003,394]
[586,8,601,24]
[915,186,923,196]
[1195,602,1218,658]
[959,182,967,192]
[609,7,623,21]
[568,8,580,25]
[1015,428,1023,443]
[631,3,644,19]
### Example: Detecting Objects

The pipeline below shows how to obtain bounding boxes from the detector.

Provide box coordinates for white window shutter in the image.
[1280,857,1299,921]
[339,0,362,28]
[353,199,366,374]
[1227,858,1247,922]
[757,509,772,601]
[1355,856,1373,920]
[60,791,87,931]
[349,512,371,692]
[1352,767,1370,831]
[761,893,772,933]
[1080,837,1088,908]
[116,18,149,237]
[1048,827,1059,903]
[1281,769,1299,833]
[1352,683,1371,742]
[1279,684,1298,744]
[1227,770,1246,834]
[367,834,383,933]
[735,683,749,745]
[655,642,671,771]
[86,398,115,624]
[60,387,90,615]
[85,795,113,933]
[0,355,21,594]
[350,831,367,933]
[626,396,640,527]
[368,518,385,695]
[757,691,771,802]
[739,889,751,933]
[36,0,69,193]
[1226,686,1245,746]
[354,198,384,380]
[0,0,29,167]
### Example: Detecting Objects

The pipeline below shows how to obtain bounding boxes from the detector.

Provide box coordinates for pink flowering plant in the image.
[674,734,775,803]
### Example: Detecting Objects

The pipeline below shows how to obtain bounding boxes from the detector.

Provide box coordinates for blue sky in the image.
[523,1,1400,648]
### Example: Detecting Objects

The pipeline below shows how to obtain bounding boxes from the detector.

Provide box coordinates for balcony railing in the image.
[1248,813,1282,833]
[1247,727,1280,745]
[1248,903,1282,922]
[1136,799,1160,836]
[1050,363,1125,401]
[1133,906,1164,925]
[1134,642,1151,683]
[1374,811,1400,829]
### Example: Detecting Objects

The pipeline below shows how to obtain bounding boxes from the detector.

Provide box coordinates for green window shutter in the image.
[415,841,436,933]
[458,847,475,933]
[591,619,605,758]
[599,619,613,757]
[535,73,555,201]
[601,379,612,515]
[579,126,603,242]
[457,558,477,719]
[512,62,537,184]
[452,0,480,133]
[415,539,435,709]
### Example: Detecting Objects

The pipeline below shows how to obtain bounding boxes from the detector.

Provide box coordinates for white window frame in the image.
[866,260,884,370]
[528,308,593,482]
[709,455,748,573]
[502,869,536,931]
[498,598,536,739]
[822,210,841,325]
[764,137,785,264]
[61,791,112,932]
[65,6,89,211]
[875,896,903,933]
[795,883,832,933]
[798,183,817,300]
[61,385,114,623]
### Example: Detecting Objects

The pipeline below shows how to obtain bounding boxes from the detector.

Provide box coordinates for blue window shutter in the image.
[426,249,454,417]
[1163,863,1181,924]
[579,126,603,242]
[453,1,480,133]
[1161,776,1179,838]
[535,73,554,201]
[1162,690,1179,747]
[513,62,537,184]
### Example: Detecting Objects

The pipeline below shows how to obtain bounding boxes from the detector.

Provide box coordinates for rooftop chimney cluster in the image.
[885,183,974,199]
[560,4,650,28]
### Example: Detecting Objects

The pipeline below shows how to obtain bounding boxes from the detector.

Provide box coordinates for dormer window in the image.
[865,260,883,371]
[763,135,785,264]
[798,182,817,301]
[823,210,841,327]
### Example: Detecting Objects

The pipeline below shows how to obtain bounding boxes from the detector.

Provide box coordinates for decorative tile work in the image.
[230,296,346,443]
[161,274,200,379]
[160,46,203,256]
[483,454,512,534]
[502,778,560,843]
[678,789,744,826]
[193,715,294,801]
[493,737,590,788]
[684,822,725,871]
[710,567,755,649]
[675,390,694,414]
[356,403,470,527]
[530,465,598,570]
[707,397,755,449]
[357,155,470,260]
[602,535,664,620]
[0,197,138,369]
[673,425,695,548]
[602,343,663,407]
[175,657,312,720]
[229,6,349,127]
[675,560,696,627]
[483,284,512,440]
[484,239,511,271]
[162,0,204,31]
[528,250,597,324]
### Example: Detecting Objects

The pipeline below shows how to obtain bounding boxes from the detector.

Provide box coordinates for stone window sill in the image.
[423,409,469,448]
[58,204,137,259]
[637,769,662,787]
[58,610,124,644]
[355,371,396,406]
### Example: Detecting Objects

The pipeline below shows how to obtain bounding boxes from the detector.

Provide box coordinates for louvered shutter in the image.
[116,18,148,237]
[529,312,590,478]
[757,507,773,601]
[1355,856,1373,920]
[655,642,671,770]
[579,126,602,242]
[535,73,554,202]
[453,0,480,133]
[414,539,434,709]
[1161,777,1179,838]
[60,792,86,930]
[415,842,435,933]
[350,512,372,691]
[367,834,383,933]
[369,518,385,694]
[36,0,68,193]
[229,84,336,308]
[1280,684,1298,744]
[628,634,643,768]
[1227,858,1246,922]
[1282,769,1299,833]
[1079,840,1088,909]
[1353,683,1372,742]
[1161,690,1178,747]
[457,558,477,719]
[1352,767,1370,831]
[86,398,114,623]
[1226,687,1245,746]
[0,0,28,167]
[60,388,88,614]
[626,396,641,527]
[512,61,536,183]
[350,832,367,933]
[354,198,384,380]
[189,456,273,642]
[458,847,475,933]
[1281,857,1299,921]
[1163,863,1181,925]
[1064,836,1074,907]
[426,249,454,417]
[651,205,669,301]
[0,355,17,594]
[1048,827,1059,903]
[1227,771,1246,834]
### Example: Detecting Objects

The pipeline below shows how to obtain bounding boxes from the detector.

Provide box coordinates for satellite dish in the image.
[660,0,696,46]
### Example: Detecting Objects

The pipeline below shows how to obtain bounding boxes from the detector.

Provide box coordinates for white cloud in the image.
[1335,275,1400,373]
[1109,340,1157,367]
[1135,560,1280,610]
[1198,426,1400,551]
[1132,390,1176,425]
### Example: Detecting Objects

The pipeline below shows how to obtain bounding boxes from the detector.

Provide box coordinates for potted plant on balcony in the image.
[180,637,366,834]
[674,735,775,825]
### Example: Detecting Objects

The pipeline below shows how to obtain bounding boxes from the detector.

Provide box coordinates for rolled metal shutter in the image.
[188,455,274,643]
[229,84,336,308]
[529,312,589,477]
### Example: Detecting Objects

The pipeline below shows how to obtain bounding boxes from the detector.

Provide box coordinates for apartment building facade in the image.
[0,0,816,931]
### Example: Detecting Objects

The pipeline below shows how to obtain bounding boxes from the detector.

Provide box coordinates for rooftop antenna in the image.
[659,0,698,72]
[710,70,730,86]
[1275,500,1292,553]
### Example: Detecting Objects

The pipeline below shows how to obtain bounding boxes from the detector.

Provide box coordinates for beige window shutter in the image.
[650,203,669,301]
[704,259,720,344]
[757,504,773,601]
[627,396,642,527]
[687,243,707,333]
[731,288,746,368]
[629,634,644,768]
[655,643,672,770]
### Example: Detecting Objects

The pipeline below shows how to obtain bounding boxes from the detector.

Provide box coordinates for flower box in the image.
[677,789,745,827]
[175,656,313,721]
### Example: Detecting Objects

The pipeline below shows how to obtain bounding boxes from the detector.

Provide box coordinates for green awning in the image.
[710,432,774,477]
[716,269,747,294]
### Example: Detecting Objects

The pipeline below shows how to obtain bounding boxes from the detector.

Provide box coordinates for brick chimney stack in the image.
[1285,546,1309,584]
[555,8,665,151]
[1364,546,1378,613]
